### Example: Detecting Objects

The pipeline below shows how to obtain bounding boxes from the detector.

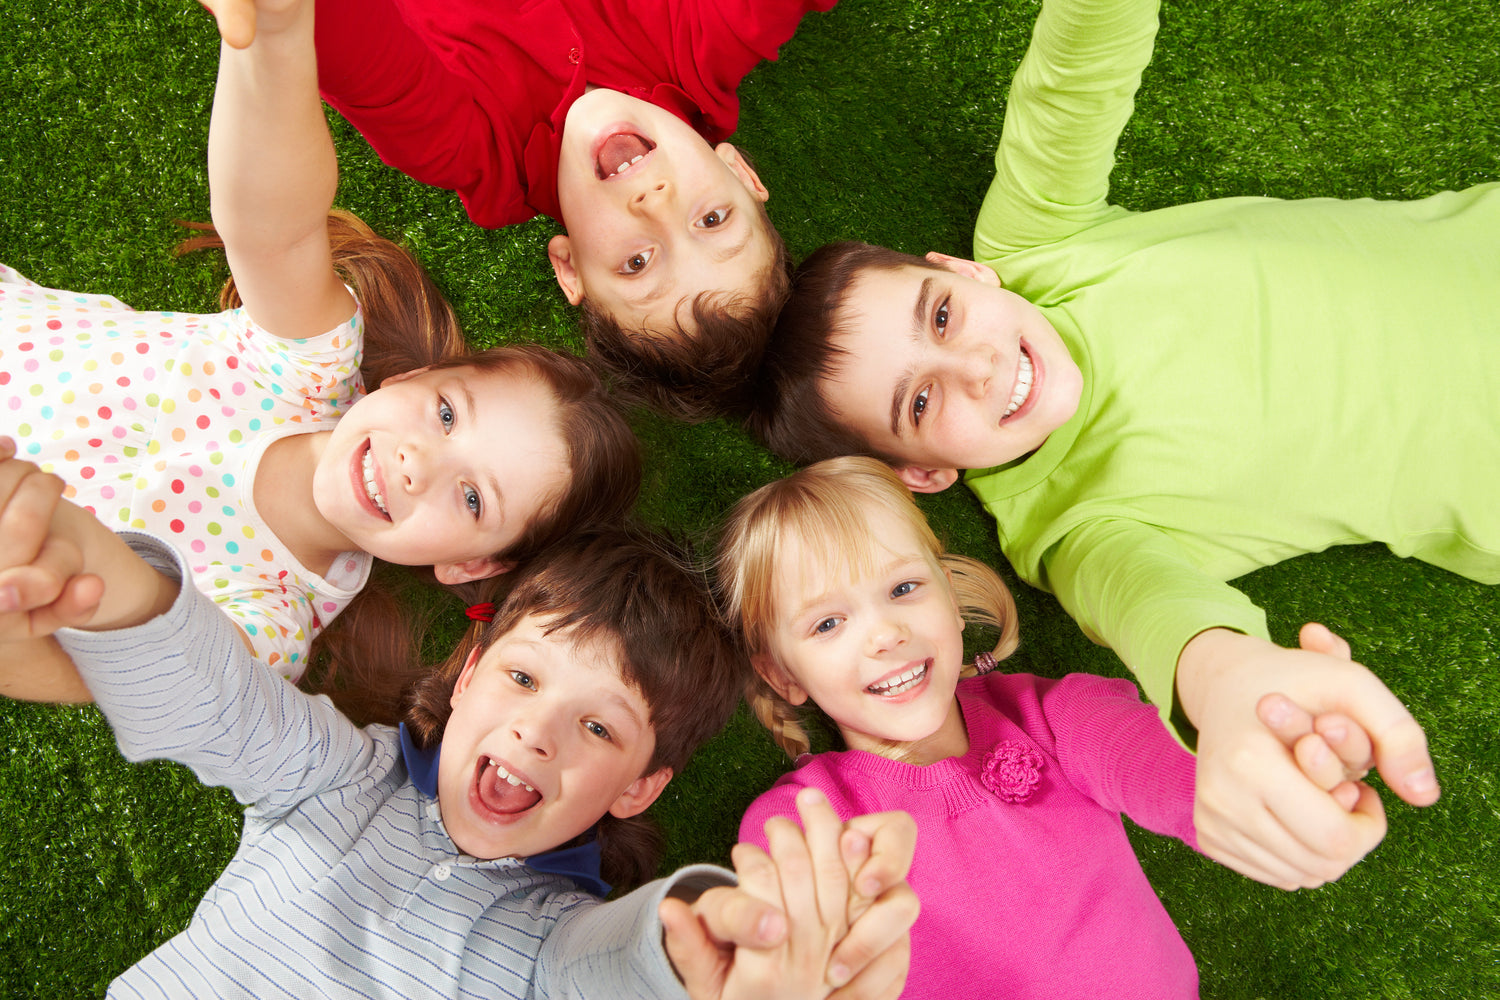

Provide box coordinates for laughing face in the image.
[311,364,570,584]
[548,88,775,338]
[755,497,969,759]
[436,613,670,861]
[821,255,1083,492]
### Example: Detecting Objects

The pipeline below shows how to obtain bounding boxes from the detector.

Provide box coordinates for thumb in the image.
[660,898,727,999]
[200,0,257,49]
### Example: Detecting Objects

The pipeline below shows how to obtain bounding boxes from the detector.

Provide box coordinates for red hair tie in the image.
[465,602,496,623]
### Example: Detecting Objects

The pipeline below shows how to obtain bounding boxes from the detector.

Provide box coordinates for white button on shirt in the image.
[432,864,452,882]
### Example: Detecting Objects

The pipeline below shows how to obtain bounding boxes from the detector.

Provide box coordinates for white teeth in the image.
[868,662,929,696]
[613,155,646,176]
[1003,351,1035,419]
[361,448,388,515]
[488,759,535,793]
[616,161,630,174]
[631,154,643,163]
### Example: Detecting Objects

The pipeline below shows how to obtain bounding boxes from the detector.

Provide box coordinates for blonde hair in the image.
[715,456,1020,759]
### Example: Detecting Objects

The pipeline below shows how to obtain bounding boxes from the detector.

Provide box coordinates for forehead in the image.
[771,499,931,601]
[481,613,649,703]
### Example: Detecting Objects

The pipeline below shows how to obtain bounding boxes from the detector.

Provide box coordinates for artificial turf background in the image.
[2,0,1498,995]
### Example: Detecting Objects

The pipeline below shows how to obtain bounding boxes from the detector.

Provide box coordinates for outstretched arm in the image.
[206,0,354,339]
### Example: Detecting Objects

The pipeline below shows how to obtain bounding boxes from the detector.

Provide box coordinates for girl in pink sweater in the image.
[716,457,1373,999]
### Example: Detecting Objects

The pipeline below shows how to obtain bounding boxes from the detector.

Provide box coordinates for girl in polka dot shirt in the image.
[0,0,639,699]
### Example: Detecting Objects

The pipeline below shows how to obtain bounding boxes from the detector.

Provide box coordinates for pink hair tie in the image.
[465,602,496,623]
[974,651,999,675]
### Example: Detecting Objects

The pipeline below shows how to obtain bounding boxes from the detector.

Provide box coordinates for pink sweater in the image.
[740,672,1200,999]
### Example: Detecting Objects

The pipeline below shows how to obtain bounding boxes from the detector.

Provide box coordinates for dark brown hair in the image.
[580,204,793,422]
[745,241,946,465]
[178,212,642,717]
[404,528,745,889]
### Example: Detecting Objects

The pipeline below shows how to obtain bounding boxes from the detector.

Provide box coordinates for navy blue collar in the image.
[398,723,610,896]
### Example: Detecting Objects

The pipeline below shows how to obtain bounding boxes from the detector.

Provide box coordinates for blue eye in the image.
[585,720,612,740]
[509,670,535,690]
[463,484,481,519]
[438,398,455,430]
[892,580,919,598]
[814,617,842,635]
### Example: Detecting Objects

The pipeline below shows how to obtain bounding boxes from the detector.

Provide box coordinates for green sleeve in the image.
[1042,517,1270,734]
[973,0,1159,258]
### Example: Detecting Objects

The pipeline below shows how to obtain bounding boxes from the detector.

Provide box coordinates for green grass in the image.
[3,0,1498,996]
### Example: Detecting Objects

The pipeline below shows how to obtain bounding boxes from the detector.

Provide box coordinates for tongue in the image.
[597,133,650,176]
[478,765,541,814]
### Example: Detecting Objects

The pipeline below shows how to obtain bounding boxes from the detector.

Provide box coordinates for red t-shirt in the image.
[315,0,835,226]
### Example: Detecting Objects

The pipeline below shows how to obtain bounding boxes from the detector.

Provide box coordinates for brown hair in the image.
[744,241,946,466]
[580,203,793,422]
[715,456,1019,760]
[404,528,745,889]
[178,212,642,718]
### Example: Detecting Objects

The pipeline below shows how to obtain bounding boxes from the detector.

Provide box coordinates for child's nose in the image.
[868,617,910,654]
[630,179,672,212]
[957,346,996,396]
[396,441,430,492]
[511,716,556,759]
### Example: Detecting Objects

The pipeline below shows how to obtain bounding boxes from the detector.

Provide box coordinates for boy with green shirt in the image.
[749,0,1496,888]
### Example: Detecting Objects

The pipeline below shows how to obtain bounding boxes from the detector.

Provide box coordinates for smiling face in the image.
[312,364,570,583]
[549,88,775,338]
[437,613,670,861]
[821,257,1083,491]
[756,498,969,758]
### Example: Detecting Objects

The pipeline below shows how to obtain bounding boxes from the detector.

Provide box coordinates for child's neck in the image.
[846,696,970,767]
[255,431,355,574]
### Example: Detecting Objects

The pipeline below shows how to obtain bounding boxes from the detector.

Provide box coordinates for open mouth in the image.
[1000,346,1036,423]
[472,756,542,819]
[867,660,931,697]
[357,441,390,520]
[593,129,656,180]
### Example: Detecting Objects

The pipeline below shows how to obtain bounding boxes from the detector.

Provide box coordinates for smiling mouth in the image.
[867,660,930,697]
[359,443,390,519]
[474,756,542,816]
[1001,347,1036,422]
[594,131,656,180]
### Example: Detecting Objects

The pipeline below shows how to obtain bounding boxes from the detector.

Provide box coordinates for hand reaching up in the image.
[662,789,917,1000]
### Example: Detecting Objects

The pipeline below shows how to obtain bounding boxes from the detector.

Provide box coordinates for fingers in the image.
[721,845,790,947]
[201,0,259,49]
[0,458,65,571]
[1298,621,1351,660]
[660,897,728,1000]
[791,787,853,931]
[828,932,912,1000]
[1257,692,1315,747]
[841,810,918,908]
[826,883,919,992]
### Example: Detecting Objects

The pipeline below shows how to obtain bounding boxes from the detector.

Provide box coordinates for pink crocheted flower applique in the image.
[980,741,1045,803]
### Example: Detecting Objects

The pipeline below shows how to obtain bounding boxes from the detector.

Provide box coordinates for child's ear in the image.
[608,766,674,819]
[434,556,513,586]
[450,646,486,707]
[924,251,1002,287]
[714,143,771,203]
[895,465,960,494]
[547,234,585,305]
[751,652,809,706]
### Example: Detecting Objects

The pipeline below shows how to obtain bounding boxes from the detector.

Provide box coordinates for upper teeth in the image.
[489,759,535,792]
[868,663,928,696]
[361,448,387,515]
[1003,351,1034,419]
[613,154,645,175]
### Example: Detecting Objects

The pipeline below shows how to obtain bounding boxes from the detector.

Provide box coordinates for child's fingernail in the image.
[0,586,17,613]
[860,875,882,898]
[1406,768,1438,795]
[799,787,827,805]
[759,910,786,942]
[828,962,851,988]
[1322,722,1347,744]
[1263,698,1289,727]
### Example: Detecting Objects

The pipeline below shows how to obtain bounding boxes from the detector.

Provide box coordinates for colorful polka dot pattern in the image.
[0,264,372,679]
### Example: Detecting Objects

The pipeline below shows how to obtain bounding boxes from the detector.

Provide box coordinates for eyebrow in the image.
[602,689,647,732]
[459,382,505,525]
[888,276,934,436]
